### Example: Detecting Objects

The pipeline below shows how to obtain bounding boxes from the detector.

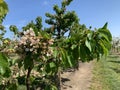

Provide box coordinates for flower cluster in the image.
[1,39,16,55]
[15,28,39,53]
[15,28,54,61]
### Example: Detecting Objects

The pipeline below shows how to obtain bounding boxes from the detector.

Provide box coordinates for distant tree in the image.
[22,16,43,36]
[45,0,112,89]
[45,0,79,39]
[0,0,8,23]
[111,37,120,53]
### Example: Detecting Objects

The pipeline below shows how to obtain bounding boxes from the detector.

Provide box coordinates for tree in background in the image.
[0,0,8,49]
[44,0,112,89]
[111,37,120,53]
[0,0,8,23]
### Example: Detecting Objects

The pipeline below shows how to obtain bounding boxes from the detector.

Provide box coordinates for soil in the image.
[61,61,94,90]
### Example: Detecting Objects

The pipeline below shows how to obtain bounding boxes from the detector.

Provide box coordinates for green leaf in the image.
[8,84,17,90]
[99,40,108,56]
[79,44,92,61]
[17,76,26,85]
[67,56,73,67]
[102,22,108,29]
[87,31,93,40]
[60,48,67,64]
[51,85,57,90]
[24,54,34,70]
[45,62,57,75]
[17,85,26,90]
[3,67,11,77]
[71,44,77,50]
[45,85,57,90]
[53,47,58,58]
[18,60,23,68]
[79,45,86,61]
[85,39,92,52]
[49,62,56,68]
[60,48,69,67]
[0,52,11,77]
[98,27,112,41]
[99,33,109,42]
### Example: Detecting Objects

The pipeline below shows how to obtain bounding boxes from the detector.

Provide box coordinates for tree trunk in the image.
[26,67,32,90]
[58,70,61,90]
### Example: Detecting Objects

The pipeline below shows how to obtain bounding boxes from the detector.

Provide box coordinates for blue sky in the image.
[3,0,120,37]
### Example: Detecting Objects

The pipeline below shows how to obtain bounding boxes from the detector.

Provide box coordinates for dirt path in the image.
[61,61,94,90]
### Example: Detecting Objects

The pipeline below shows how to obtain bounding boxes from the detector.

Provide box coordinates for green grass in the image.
[91,54,120,90]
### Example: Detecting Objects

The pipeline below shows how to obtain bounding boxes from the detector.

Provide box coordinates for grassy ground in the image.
[90,54,120,90]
